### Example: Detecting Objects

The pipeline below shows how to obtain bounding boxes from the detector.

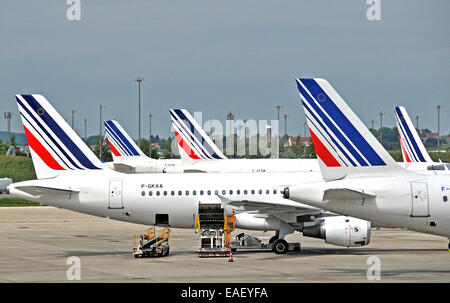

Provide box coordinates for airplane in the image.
[108,108,445,176]
[283,78,450,249]
[104,119,182,173]
[8,94,372,254]
[394,106,449,173]
[104,109,320,173]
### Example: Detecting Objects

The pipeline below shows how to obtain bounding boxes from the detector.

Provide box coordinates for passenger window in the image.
[149,191,153,196]
[229,190,233,195]
[200,190,204,195]
[171,191,175,196]
[266,189,269,195]
[215,190,219,195]
[222,190,226,195]
[178,191,182,196]
[444,196,448,202]
[193,190,197,195]
[163,191,167,196]
[237,190,240,195]
[273,189,277,194]
[141,191,145,197]
[258,189,262,195]
[207,190,211,195]
[185,190,189,196]
[251,190,255,195]
[156,191,160,196]
[244,190,248,194]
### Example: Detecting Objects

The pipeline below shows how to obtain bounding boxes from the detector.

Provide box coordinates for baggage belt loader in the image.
[133,226,170,258]
[195,203,300,256]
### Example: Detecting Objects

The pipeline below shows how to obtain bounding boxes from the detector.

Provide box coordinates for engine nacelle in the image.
[303,216,371,247]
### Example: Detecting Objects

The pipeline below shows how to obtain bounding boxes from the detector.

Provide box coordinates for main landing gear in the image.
[270,223,301,254]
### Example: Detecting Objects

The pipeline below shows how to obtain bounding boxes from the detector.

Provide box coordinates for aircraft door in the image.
[411,182,429,217]
[109,180,124,209]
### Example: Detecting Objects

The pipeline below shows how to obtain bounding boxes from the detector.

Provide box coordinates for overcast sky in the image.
[1,0,449,138]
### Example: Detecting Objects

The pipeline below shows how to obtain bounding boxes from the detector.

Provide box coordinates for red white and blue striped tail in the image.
[16,94,103,179]
[296,78,404,180]
[104,120,146,160]
[394,106,433,164]
[170,109,227,160]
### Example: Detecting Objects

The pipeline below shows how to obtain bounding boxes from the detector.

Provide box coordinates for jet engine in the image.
[302,216,371,247]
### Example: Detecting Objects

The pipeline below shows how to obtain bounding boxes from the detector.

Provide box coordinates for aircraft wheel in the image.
[269,236,278,244]
[272,239,289,254]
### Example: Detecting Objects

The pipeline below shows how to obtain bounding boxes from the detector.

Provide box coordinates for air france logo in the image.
[317,93,326,102]
[141,184,163,189]
[353,226,361,233]
[37,108,45,116]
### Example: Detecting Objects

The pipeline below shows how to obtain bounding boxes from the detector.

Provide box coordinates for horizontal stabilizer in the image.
[14,185,79,197]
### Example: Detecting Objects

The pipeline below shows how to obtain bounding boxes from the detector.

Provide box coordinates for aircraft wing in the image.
[218,195,327,223]
[14,185,79,197]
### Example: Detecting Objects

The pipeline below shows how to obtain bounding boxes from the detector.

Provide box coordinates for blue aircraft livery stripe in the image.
[394,107,425,162]
[105,126,131,156]
[20,112,72,169]
[171,114,213,159]
[297,80,368,166]
[302,100,352,167]
[170,110,219,159]
[20,95,101,169]
[16,96,82,170]
[299,79,386,166]
[104,121,135,156]
[104,120,140,156]
[394,111,419,162]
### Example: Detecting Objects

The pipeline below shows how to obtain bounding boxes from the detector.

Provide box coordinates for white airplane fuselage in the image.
[287,173,450,237]
[9,170,322,229]
[106,157,321,173]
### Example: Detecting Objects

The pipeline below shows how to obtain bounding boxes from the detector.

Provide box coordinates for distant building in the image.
[422,132,438,141]
[284,136,311,148]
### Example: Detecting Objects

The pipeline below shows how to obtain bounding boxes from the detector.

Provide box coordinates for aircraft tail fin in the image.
[170,109,227,160]
[15,94,103,179]
[295,78,406,181]
[394,106,433,163]
[104,120,146,160]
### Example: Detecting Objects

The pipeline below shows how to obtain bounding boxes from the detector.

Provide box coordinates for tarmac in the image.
[0,206,449,282]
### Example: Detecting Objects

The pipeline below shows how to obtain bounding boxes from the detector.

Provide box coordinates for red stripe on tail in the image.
[398,130,412,163]
[109,140,122,157]
[310,129,341,167]
[174,130,201,159]
[24,126,65,170]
